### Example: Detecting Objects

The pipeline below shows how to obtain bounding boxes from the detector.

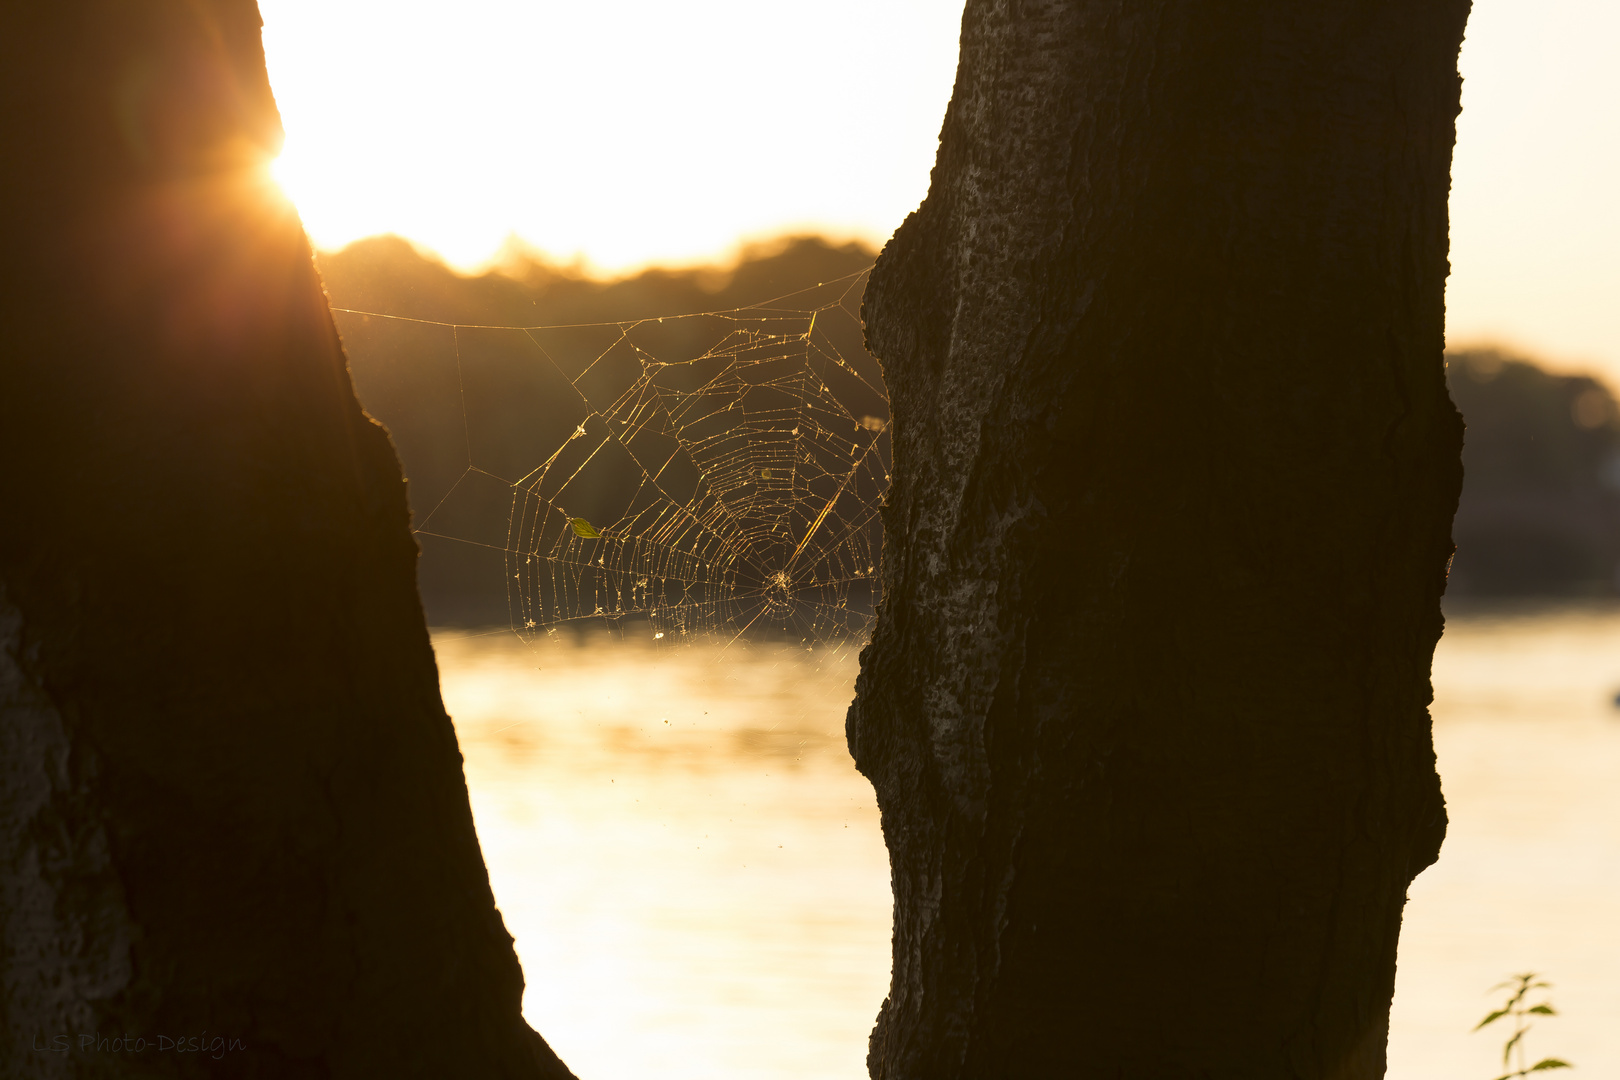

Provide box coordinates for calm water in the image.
[1390,605,1620,1080]
[439,607,1620,1080]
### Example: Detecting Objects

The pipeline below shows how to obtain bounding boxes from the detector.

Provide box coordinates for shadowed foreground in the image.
[0,1,571,1075]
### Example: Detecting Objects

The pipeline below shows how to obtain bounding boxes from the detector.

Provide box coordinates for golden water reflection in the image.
[439,607,1620,1080]
[441,633,889,1080]
[1390,605,1620,1080]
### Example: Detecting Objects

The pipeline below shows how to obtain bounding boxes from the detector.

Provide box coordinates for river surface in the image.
[439,605,1620,1080]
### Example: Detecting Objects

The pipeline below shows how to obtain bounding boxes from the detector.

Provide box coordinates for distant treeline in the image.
[319,235,881,626]
[317,236,1620,624]
[1446,349,1620,597]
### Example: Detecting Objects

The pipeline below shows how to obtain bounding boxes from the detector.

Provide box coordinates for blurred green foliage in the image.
[1474,973,1572,1080]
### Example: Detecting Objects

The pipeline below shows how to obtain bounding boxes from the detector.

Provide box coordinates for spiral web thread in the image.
[336,270,889,649]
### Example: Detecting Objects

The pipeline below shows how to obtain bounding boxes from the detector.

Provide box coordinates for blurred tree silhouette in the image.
[1447,349,1620,595]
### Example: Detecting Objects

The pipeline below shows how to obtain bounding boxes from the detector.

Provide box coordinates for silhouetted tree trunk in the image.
[0,2,571,1076]
[851,2,1469,1077]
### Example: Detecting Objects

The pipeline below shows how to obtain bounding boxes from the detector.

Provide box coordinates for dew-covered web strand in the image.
[516,326,776,584]
[329,269,889,650]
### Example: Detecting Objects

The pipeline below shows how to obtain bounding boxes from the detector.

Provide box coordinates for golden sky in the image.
[261,0,960,273]
[1446,0,1619,380]
[260,0,1620,381]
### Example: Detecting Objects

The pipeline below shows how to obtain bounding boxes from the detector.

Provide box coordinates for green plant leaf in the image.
[1475,1008,1509,1031]
[1504,1030,1525,1065]
[1528,1059,1572,1072]
[570,517,601,539]
[1492,974,1540,1006]
[1527,1005,1557,1016]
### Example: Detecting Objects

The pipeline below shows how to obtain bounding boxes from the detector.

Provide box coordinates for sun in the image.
[256,0,963,272]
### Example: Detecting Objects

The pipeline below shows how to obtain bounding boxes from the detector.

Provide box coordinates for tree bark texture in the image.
[0,2,572,1076]
[851,2,1469,1077]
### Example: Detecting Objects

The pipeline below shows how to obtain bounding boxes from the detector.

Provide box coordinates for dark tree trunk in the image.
[850,2,1469,1077]
[0,2,571,1076]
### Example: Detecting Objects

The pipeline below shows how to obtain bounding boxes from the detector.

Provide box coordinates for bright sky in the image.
[1447,0,1619,381]
[260,0,963,273]
[261,0,1619,381]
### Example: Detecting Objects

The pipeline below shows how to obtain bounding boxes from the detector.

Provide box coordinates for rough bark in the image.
[850,2,1469,1077]
[0,2,572,1076]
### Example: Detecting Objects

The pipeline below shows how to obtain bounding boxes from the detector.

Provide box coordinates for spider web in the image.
[333,270,889,649]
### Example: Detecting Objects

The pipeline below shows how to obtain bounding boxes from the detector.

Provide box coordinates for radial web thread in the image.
[333,270,889,649]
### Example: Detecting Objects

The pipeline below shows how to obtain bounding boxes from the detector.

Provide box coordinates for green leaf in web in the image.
[570,517,601,539]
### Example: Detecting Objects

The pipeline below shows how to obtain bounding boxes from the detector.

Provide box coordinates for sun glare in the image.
[258,0,964,274]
